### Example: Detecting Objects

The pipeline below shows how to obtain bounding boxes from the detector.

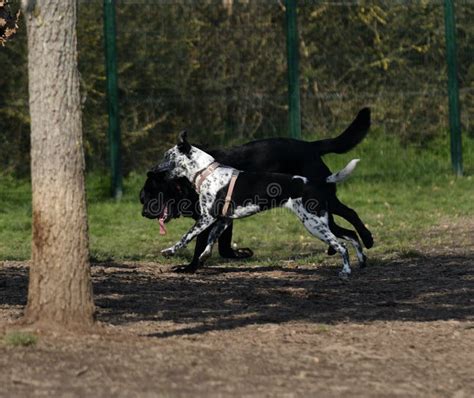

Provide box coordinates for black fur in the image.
[141,108,373,272]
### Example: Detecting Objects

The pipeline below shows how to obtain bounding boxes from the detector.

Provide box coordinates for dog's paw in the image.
[362,231,374,249]
[338,271,350,280]
[172,264,198,273]
[161,247,176,257]
[199,247,212,262]
[359,254,368,269]
[220,247,254,259]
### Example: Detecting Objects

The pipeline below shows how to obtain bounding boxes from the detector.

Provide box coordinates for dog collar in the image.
[194,161,220,192]
[222,170,240,216]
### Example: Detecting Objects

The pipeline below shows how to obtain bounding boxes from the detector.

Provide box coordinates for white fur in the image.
[326,159,360,183]
[230,204,261,219]
[284,198,351,276]
[292,175,308,184]
[163,145,216,181]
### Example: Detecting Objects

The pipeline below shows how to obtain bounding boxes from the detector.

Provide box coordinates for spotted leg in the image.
[161,215,217,257]
[286,199,351,278]
[328,215,367,268]
[307,217,351,278]
[199,219,232,262]
[342,236,366,268]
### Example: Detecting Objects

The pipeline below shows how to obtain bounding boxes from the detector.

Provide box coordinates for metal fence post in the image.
[285,0,301,139]
[443,0,463,176]
[104,0,123,198]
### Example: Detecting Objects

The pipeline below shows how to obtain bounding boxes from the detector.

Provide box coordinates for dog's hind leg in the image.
[344,236,366,268]
[326,213,359,255]
[330,197,373,249]
[285,199,351,278]
[200,219,232,262]
[328,215,367,268]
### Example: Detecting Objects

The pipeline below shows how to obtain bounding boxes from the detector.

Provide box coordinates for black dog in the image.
[141,108,373,272]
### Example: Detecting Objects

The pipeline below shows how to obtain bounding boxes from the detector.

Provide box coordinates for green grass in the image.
[0,132,473,265]
[2,331,38,347]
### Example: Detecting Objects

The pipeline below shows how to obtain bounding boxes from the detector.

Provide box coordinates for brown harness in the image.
[222,170,240,216]
[193,162,220,193]
[193,162,240,217]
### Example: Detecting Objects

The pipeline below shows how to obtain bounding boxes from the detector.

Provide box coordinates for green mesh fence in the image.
[0,0,473,175]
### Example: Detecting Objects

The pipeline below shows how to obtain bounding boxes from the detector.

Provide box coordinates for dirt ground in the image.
[1,219,473,398]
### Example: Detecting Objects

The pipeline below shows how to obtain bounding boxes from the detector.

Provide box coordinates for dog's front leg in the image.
[161,215,217,257]
[199,219,232,262]
[218,222,254,259]
[171,228,211,273]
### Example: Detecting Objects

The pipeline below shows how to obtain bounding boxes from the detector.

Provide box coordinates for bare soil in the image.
[1,219,473,398]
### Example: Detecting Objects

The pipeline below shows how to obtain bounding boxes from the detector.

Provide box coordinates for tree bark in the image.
[23,0,94,329]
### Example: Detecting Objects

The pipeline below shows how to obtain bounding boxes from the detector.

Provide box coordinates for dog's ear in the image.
[177,130,191,154]
[179,130,188,143]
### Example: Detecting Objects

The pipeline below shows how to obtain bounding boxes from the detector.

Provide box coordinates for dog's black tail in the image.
[315,108,371,155]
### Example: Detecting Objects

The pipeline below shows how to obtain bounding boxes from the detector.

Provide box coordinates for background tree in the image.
[22,0,94,329]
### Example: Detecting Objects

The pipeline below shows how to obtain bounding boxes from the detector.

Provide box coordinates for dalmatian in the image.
[156,131,365,278]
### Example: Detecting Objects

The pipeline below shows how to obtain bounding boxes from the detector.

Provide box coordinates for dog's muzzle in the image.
[155,161,174,173]
[142,198,166,218]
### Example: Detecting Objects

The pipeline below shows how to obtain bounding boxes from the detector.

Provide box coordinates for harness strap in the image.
[194,161,220,193]
[222,170,240,216]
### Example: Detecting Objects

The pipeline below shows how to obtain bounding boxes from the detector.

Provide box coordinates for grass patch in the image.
[398,249,426,259]
[313,324,331,334]
[3,331,38,347]
[0,132,473,263]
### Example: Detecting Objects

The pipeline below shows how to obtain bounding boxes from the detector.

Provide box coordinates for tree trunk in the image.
[23,0,94,329]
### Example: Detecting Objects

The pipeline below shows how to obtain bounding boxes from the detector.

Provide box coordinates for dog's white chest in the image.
[199,168,233,198]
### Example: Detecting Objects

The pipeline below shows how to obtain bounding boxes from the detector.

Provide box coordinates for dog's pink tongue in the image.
[158,207,168,235]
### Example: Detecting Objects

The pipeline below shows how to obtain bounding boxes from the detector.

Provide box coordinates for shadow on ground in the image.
[1,251,473,337]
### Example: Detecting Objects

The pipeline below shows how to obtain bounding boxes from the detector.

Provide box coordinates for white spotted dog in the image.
[157,131,365,278]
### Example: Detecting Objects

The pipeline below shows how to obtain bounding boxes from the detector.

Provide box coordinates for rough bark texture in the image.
[23,0,94,329]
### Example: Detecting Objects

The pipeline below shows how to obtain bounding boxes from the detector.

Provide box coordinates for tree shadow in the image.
[0,265,28,307]
[91,252,473,337]
[1,252,472,337]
